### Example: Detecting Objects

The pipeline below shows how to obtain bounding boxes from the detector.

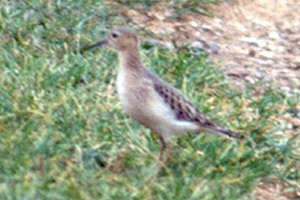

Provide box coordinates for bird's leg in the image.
[166,143,174,162]
[158,136,167,162]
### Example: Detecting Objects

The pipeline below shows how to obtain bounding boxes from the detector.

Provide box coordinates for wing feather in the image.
[153,81,243,139]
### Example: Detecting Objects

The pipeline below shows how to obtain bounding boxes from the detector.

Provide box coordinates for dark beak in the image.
[81,40,108,53]
[86,40,108,49]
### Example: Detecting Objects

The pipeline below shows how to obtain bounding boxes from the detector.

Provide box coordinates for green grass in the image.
[116,0,233,16]
[0,1,299,199]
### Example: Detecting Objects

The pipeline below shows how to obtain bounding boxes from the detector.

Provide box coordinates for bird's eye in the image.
[111,33,118,38]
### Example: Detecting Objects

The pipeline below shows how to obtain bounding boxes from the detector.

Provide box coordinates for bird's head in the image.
[87,27,139,52]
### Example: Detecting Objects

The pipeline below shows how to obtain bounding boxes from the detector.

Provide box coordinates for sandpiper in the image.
[87,27,243,161]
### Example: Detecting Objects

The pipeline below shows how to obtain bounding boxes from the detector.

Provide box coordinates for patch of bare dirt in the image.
[256,180,300,200]
[211,0,300,92]
[121,0,300,93]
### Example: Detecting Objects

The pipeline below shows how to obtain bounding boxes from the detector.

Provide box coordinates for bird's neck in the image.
[118,48,142,71]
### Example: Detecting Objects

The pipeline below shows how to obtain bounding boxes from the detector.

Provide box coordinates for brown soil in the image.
[121,0,300,93]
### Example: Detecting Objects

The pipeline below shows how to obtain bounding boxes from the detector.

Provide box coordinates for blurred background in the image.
[0,0,299,199]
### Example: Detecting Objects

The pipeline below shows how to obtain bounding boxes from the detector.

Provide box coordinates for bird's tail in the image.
[210,128,244,140]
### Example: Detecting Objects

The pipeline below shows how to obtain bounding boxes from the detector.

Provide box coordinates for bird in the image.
[87,26,243,161]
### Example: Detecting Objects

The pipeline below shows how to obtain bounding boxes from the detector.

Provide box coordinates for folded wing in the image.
[153,81,243,139]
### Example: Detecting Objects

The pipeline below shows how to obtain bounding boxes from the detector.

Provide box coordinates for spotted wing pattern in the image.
[154,81,243,139]
[154,82,216,126]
